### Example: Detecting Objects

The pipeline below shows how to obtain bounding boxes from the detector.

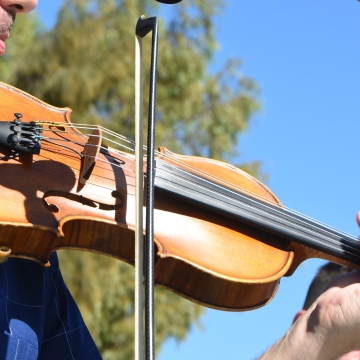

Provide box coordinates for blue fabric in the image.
[0,253,102,359]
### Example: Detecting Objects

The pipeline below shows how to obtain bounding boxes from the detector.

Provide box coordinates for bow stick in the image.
[135,15,159,360]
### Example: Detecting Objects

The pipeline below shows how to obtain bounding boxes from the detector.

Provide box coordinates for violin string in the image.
[40,122,276,203]
[38,122,346,228]
[37,121,359,248]
[42,133,136,154]
[67,156,360,260]
[120,148,358,249]
[153,156,359,246]
[43,125,276,212]
[39,122,135,148]
[57,131,360,260]
[40,122,356,243]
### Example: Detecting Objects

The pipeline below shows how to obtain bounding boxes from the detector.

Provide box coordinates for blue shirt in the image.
[0,252,101,359]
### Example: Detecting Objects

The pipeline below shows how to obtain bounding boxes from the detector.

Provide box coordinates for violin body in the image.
[0,82,355,311]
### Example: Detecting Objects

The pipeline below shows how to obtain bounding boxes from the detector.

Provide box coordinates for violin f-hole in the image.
[42,190,123,213]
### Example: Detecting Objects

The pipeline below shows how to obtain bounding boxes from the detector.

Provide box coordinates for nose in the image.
[0,0,37,14]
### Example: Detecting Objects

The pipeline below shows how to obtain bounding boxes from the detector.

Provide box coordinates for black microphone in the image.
[156,0,182,3]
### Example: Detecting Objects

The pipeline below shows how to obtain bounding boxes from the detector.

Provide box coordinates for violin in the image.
[0,81,359,312]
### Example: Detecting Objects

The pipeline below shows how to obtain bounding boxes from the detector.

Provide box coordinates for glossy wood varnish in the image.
[0,82,356,311]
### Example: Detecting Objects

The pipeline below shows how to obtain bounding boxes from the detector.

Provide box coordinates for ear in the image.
[293,310,306,324]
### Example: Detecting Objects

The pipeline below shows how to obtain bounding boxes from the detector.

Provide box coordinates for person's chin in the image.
[338,350,360,360]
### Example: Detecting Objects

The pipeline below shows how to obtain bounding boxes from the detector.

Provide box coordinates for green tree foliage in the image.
[2,0,264,358]
[9,0,261,163]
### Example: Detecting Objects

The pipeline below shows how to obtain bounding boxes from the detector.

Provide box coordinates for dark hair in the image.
[303,262,353,310]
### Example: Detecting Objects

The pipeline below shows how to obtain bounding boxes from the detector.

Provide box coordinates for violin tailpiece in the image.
[0,113,42,159]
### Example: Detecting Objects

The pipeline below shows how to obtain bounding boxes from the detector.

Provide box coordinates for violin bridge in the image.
[78,127,102,187]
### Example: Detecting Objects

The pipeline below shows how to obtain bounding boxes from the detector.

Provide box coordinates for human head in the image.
[294,262,358,360]
[0,0,38,55]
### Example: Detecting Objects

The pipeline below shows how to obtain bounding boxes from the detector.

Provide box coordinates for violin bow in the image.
[135,15,159,360]
[135,17,145,360]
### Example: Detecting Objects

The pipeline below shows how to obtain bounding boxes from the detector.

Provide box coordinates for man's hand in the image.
[260,271,360,360]
[260,212,360,360]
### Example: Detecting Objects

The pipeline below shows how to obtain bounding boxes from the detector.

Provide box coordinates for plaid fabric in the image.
[0,252,102,359]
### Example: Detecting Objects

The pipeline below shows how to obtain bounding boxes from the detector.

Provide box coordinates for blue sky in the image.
[33,1,360,359]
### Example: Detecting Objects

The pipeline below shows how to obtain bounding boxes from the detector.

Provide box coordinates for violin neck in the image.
[154,160,360,266]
